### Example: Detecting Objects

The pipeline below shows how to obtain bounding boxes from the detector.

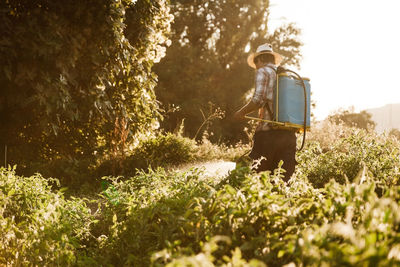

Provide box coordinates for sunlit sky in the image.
[269,0,400,120]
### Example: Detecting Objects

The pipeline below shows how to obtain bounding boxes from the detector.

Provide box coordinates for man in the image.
[234,43,296,182]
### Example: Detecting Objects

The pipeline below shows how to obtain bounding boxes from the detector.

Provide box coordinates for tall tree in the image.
[0,0,172,170]
[328,109,376,131]
[154,0,302,142]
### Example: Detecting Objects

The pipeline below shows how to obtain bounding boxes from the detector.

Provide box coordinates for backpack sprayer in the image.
[245,68,311,151]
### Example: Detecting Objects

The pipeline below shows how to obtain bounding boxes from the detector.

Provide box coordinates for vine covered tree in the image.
[154,0,302,142]
[0,0,173,175]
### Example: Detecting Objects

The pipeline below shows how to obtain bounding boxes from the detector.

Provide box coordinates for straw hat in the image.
[247,43,282,68]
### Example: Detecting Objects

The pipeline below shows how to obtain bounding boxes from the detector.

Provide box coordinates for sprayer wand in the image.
[244,116,286,127]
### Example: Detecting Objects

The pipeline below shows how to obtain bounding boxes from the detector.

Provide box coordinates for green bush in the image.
[4,123,400,266]
[91,167,215,266]
[95,133,198,177]
[5,158,400,266]
[298,129,400,189]
[90,164,323,266]
[0,167,96,266]
[96,132,248,178]
[293,173,400,267]
[124,133,198,174]
[135,133,197,166]
[146,160,400,266]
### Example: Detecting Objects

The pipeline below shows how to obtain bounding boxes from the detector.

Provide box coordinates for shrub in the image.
[128,132,248,170]
[4,122,400,266]
[292,172,400,267]
[92,167,214,266]
[158,236,267,267]
[0,167,96,266]
[92,164,324,266]
[97,132,247,177]
[128,133,197,170]
[96,133,197,177]
[148,164,400,266]
[298,129,400,189]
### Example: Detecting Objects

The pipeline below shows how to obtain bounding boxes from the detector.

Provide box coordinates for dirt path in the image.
[176,161,236,177]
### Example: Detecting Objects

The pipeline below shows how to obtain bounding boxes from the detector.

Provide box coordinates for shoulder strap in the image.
[264,101,273,119]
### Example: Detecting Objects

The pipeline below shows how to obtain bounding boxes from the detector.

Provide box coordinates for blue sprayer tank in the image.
[274,73,311,131]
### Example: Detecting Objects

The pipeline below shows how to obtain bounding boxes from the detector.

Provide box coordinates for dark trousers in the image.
[249,130,296,182]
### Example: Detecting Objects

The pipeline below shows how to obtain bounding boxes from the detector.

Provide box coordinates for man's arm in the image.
[234,67,268,121]
[234,100,259,121]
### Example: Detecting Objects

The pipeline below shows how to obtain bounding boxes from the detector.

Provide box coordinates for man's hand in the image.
[234,100,259,121]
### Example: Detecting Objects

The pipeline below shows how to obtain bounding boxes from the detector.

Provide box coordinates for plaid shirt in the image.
[251,63,277,131]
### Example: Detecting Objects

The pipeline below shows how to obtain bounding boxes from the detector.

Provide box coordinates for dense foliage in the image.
[0,0,172,174]
[302,120,400,188]
[2,1,400,266]
[301,134,400,189]
[154,0,302,142]
[2,125,400,266]
[328,109,376,131]
[97,133,198,177]
[0,167,95,265]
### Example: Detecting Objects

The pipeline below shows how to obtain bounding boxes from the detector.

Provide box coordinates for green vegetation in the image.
[0,167,94,266]
[328,109,376,131]
[2,1,400,266]
[1,124,400,266]
[96,132,247,179]
[300,127,400,189]
[0,0,173,179]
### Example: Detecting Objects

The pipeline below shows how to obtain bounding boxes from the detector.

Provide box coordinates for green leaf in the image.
[7,188,15,197]
[225,184,236,195]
